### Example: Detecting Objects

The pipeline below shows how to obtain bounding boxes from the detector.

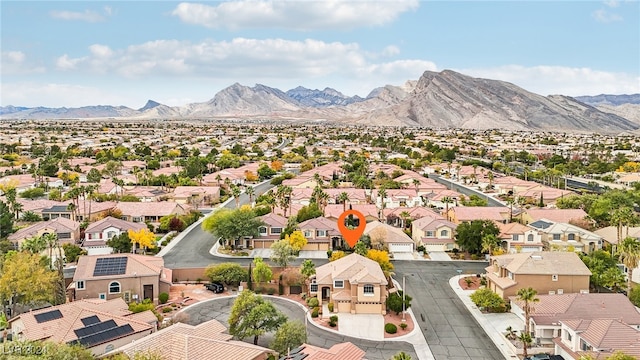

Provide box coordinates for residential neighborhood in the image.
[1,122,640,360]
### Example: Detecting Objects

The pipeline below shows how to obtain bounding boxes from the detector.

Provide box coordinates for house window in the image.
[566,331,572,341]
[399,200,407,207]
[99,293,106,300]
[132,217,143,223]
[105,344,114,353]
[512,234,518,241]
[107,231,117,239]
[109,281,121,294]
[425,231,435,237]
[527,234,534,242]
[334,280,344,288]
[304,230,312,238]
[363,284,374,295]
[552,234,561,241]
[567,233,575,241]
[557,289,563,295]
[440,230,449,237]
[123,291,131,303]
[316,230,326,237]
[76,280,85,290]
[310,283,318,293]
[58,232,71,239]
[552,274,558,282]
[271,227,282,234]
[258,226,267,236]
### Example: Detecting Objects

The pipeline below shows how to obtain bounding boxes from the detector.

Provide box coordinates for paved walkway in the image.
[449,275,520,360]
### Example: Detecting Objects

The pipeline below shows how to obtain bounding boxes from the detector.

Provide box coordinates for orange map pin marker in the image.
[337,210,366,248]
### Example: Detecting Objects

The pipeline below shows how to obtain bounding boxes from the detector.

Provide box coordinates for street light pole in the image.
[402,275,406,322]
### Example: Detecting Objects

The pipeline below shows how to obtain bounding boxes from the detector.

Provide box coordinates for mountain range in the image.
[2,69,638,133]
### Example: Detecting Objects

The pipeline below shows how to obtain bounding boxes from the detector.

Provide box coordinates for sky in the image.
[1,0,639,108]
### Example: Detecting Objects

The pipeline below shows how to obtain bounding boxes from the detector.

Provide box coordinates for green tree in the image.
[20,211,42,222]
[228,290,286,345]
[515,287,539,354]
[202,208,265,247]
[107,232,133,253]
[605,351,637,360]
[455,220,500,254]
[86,168,103,183]
[296,203,323,223]
[481,234,500,255]
[252,257,273,283]
[0,252,57,316]
[0,200,14,239]
[62,243,86,263]
[580,250,623,291]
[629,285,640,307]
[386,290,412,315]
[270,320,307,356]
[204,263,248,286]
[469,288,506,312]
[353,241,369,256]
[300,259,315,278]
[618,236,640,298]
[270,239,296,268]
[392,352,413,360]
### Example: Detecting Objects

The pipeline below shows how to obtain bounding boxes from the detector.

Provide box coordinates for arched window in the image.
[105,344,114,353]
[527,234,534,242]
[363,284,374,295]
[568,233,575,241]
[440,230,449,237]
[108,281,121,294]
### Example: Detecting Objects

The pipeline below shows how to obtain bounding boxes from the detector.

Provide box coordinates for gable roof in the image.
[259,213,288,227]
[524,208,588,223]
[292,342,366,360]
[497,222,533,237]
[364,221,414,244]
[315,253,387,286]
[115,202,186,217]
[412,216,455,231]
[8,217,80,241]
[298,216,339,232]
[562,319,640,358]
[10,298,153,345]
[73,253,168,281]
[84,216,147,234]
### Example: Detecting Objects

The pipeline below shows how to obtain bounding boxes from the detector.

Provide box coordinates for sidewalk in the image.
[449,275,520,360]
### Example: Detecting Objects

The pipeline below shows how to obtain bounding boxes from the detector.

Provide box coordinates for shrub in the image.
[255,287,265,294]
[469,288,506,312]
[327,302,334,312]
[400,322,408,330]
[328,315,338,327]
[267,288,275,295]
[471,254,479,260]
[159,292,169,304]
[385,323,397,334]
[307,297,319,308]
[311,307,319,318]
[416,245,426,253]
[162,307,172,313]
[630,286,640,308]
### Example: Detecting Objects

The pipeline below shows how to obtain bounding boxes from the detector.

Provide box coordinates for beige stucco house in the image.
[485,251,591,299]
[310,253,388,314]
[71,254,172,304]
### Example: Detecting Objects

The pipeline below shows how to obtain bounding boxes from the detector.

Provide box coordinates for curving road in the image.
[181,296,418,360]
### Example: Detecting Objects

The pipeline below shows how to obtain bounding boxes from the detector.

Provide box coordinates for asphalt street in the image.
[394,261,504,360]
[181,295,418,360]
[429,175,505,207]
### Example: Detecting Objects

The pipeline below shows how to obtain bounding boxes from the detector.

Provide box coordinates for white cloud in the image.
[592,8,623,22]
[171,0,419,30]
[0,51,45,75]
[50,9,106,22]
[460,65,640,96]
[1,82,131,108]
[603,0,619,8]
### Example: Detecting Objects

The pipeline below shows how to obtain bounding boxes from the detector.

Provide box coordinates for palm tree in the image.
[482,234,499,255]
[618,236,640,298]
[412,179,420,193]
[516,287,539,358]
[337,192,350,213]
[276,185,293,217]
[318,191,329,216]
[43,233,58,269]
[392,352,412,360]
[442,196,453,219]
[245,186,255,205]
[377,187,387,220]
[231,185,242,208]
[611,207,638,247]
[399,211,411,230]
[313,173,323,188]
[487,171,495,189]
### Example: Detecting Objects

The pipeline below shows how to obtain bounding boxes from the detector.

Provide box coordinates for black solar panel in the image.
[93,257,128,276]
[80,315,100,326]
[34,309,63,323]
[74,319,117,338]
[74,324,134,347]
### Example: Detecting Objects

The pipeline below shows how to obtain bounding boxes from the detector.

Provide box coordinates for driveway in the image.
[428,251,452,261]
[392,252,416,260]
[250,248,271,258]
[337,313,384,340]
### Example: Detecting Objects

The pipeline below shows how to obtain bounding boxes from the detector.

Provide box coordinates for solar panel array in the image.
[74,319,117,338]
[93,257,128,277]
[34,309,63,323]
[74,324,134,347]
[278,346,308,360]
[80,315,100,326]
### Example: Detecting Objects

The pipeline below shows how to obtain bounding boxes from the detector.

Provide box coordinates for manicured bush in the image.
[267,288,276,295]
[329,315,338,327]
[162,307,172,313]
[327,302,334,312]
[311,307,319,318]
[385,323,397,334]
[159,292,169,304]
[307,297,319,308]
[400,322,408,330]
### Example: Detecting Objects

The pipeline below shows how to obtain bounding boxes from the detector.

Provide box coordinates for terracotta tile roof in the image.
[84,216,146,234]
[8,217,80,241]
[114,319,274,360]
[451,206,510,222]
[259,213,288,227]
[316,253,387,286]
[296,342,366,360]
[412,216,456,231]
[491,251,591,276]
[173,186,220,197]
[384,206,443,220]
[115,201,186,218]
[10,298,153,344]
[73,253,166,281]
[324,204,378,219]
[17,199,68,212]
[524,208,588,223]
[563,319,640,357]
[364,221,414,244]
[509,293,640,326]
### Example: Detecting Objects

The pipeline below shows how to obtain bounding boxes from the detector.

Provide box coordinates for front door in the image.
[321,287,330,301]
[143,284,153,301]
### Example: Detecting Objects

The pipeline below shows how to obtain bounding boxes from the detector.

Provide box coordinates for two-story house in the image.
[497,222,544,253]
[529,219,602,253]
[310,253,388,314]
[447,206,511,224]
[172,186,220,207]
[364,220,415,254]
[115,202,189,225]
[411,216,458,252]
[71,254,172,304]
[7,217,81,250]
[253,213,287,249]
[485,251,591,299]
[555,319,640,359]
[82,216,148,255]
[298,216,341,251]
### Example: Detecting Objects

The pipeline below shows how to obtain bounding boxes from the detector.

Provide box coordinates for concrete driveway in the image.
[336,313,384,340]
[250,248,271,258]
[428,251,452,261]
[392,252,416,260]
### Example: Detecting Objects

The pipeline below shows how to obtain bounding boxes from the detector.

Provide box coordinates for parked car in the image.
[524,354,551,360]
[205,282,224,293]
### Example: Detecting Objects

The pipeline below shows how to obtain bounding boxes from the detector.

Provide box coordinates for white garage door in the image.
[389,243,413,253]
